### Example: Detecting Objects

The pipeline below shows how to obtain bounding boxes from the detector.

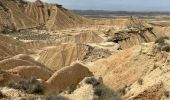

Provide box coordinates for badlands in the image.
[0,0,170,100]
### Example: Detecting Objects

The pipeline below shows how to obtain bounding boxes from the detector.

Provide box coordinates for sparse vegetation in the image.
[45,95,68,100]
[154,36,170,52]
[137,78,143,85]
[9,31,53,40]
[0,91,6,99]
[6,78,44,94]
[161,45,170,52]
[155,36,169,45]
[48,9,51,16]
[117,85,128,96]
[85,77,100,87]
[67,84,77,94]
[20,0,28,4]
[16,34,50,40]
[94,87,103,97]
[1,25,16,34]
[1,0,170,100]
[0,1,8,11]
[164,91,170,98]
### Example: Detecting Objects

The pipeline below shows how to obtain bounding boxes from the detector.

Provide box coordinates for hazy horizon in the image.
[27,0,170,12]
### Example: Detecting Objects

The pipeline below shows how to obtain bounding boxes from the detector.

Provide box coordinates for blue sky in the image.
[33,0,170,11]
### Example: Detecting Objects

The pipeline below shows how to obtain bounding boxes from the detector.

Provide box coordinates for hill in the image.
[0,0,89,32]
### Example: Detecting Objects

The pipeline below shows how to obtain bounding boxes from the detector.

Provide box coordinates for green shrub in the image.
[85,77,100,87]
[155,36,169,45]
[117,85,128,96]
[67,84,77,94]
[164,91,170,98]
[6,78,44,94]
[137,78,143,85]
[1,26,15,34]
[45,95,68,100]
[48,9,51,16]
[94,87,103,97]
[16,34,50,40]
[0,2,8,11]
[161,45,170,52]
[0,91,6,99]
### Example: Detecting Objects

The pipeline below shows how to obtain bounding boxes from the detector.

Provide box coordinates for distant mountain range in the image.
[72,10,170,16]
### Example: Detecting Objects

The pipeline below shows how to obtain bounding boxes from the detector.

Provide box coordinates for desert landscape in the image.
[0,0,170,100]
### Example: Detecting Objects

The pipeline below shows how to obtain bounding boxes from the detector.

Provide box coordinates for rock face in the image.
[126,83,164,100]
[65,77,100,100]
[46,62,92,93]
[0,58,36,70]
[7,66,53,81]
[0,54,51,71]
[107,28,157,49]
[0,34,30,60]
[0,53,54,85]
[0,70,22,86]
[0,0,89,31]
[0,1,13,31]
[12,54,35,61]
[88,42,170,99]
[0,54,49,70]
[0,0,37,31]
[106,17,158,49]
[61,32,104,44]
[38,43,111,71]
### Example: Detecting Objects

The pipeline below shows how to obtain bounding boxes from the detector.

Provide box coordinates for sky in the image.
[26,0,170,12]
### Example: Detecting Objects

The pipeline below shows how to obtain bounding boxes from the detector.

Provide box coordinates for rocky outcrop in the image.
[0,58,36,70]
[7,66,53,81]
[107,28,157,49]
[0,34,30,60]
[88,42,170,99]
[60,32,104,44]
[24,40,56,49]
[0,70,22,86]
[46,62,92,94]
[12,54,35,62]
[0,0,89,31]
[45,4,88,31]
[38,43,111,71]
[106,17,158,49]
[0,0,38,31]
[0,54,54,85]
[125,82,164,100]
[0,54,53,73]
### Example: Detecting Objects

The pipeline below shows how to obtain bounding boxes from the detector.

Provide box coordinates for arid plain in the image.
[0,0,170,100]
